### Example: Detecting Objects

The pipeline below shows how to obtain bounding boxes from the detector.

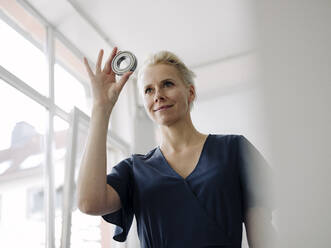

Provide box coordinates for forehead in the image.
[141,64,182,87]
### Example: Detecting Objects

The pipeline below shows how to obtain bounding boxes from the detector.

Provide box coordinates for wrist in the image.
[91,104,113,117]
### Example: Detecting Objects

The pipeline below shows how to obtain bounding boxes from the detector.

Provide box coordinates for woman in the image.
[77,47,276,248]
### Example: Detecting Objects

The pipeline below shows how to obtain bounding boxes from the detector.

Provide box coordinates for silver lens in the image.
[111,51,137,76]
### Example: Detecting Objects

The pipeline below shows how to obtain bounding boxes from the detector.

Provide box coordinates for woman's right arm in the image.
[76,47,133,215]
[77,105,120,215]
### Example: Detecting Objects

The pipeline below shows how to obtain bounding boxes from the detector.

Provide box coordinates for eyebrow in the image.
[143,78,174,90]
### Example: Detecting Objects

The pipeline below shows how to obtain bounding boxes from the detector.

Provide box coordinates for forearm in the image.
[247,224,277,248]
[77,105,112,212]
[245,208,278,248]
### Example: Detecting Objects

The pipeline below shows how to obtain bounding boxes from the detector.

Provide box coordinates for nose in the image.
[153,88,165,103]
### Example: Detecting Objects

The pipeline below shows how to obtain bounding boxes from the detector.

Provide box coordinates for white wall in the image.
[192,84,271,161]
[256,1,331,247]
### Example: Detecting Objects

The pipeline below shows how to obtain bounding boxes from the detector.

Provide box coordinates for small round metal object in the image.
[111,50,137,76]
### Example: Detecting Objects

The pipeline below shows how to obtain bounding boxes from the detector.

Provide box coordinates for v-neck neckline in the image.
[157,134,211,181]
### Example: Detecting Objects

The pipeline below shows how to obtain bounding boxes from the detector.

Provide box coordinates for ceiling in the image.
[23,0,258,101]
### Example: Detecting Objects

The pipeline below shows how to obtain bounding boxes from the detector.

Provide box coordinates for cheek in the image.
[176,91,190,104]
[143,96,153,110]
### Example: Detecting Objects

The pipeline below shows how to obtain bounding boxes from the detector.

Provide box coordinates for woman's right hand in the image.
[83,47,133,113]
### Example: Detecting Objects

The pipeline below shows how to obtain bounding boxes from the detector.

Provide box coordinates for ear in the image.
[188,84,195,103]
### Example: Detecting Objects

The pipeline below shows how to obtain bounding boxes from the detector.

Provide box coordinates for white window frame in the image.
[0,1,131,247]
[61,107,130,248]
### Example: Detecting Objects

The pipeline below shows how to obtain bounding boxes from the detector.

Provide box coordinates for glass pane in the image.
[69,122,101,247]
[0,79,47,247]
[54,63,89,115]
[66,116,127,247]
[54,38,91,115]
[53,116,70,248]
[0,2,47,96]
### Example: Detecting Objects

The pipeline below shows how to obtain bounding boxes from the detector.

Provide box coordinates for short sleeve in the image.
[101,157,134,242]
[236,135,275,214]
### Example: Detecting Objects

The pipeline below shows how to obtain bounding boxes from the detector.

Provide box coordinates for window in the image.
[62,108,129,248]
[0,1,47,96]
[27,187,44,219]
[0,2,131,247]
[54,38,91,115]
[0,79,47,248]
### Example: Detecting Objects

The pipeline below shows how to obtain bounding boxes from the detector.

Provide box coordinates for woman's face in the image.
[140,64,195,126]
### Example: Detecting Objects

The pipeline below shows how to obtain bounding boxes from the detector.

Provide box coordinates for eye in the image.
[164,81,173,87]
[144,87,152,94]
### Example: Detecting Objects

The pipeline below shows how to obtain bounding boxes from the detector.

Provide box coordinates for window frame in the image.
[0,3,131,248]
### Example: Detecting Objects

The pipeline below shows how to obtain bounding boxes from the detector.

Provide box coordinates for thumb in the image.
[118,71,133,91]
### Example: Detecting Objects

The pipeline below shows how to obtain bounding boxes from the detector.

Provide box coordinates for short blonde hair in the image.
[137,51,197,111]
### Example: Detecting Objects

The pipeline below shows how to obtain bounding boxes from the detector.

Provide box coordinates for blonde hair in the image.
[137,51,197,111]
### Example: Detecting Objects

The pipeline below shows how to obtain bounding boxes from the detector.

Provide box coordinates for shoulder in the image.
[112,147,159,173]
[210,133,244,146]
[131,147,159,161]
[112,156,133,171]
[115,147,158,165]
[204,134,244,157]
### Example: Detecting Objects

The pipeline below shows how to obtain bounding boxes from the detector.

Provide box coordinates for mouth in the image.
[154,105,173,112]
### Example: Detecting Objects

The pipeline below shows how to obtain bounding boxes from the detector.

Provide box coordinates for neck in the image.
[158,113,206,153]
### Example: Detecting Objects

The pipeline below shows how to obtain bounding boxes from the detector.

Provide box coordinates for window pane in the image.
[68,123,101,247]
[66,117,127,248]
[0,2,47,96]
[0,79,47,247]
[55,38,91,115]
[54,63,89,114]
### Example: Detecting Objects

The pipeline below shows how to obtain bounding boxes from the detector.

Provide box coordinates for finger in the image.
[118,71,133,91]
[110,49,123,77]
[96,49,104,73]
[103,47,118,74]
[83,57,94,80]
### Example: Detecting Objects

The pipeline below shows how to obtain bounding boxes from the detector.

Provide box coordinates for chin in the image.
[157,120,175,127]
[156,111,189,126]
[154,115,182,127]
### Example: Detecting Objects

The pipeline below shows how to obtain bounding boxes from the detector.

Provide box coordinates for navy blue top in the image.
[102,134,274,248]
